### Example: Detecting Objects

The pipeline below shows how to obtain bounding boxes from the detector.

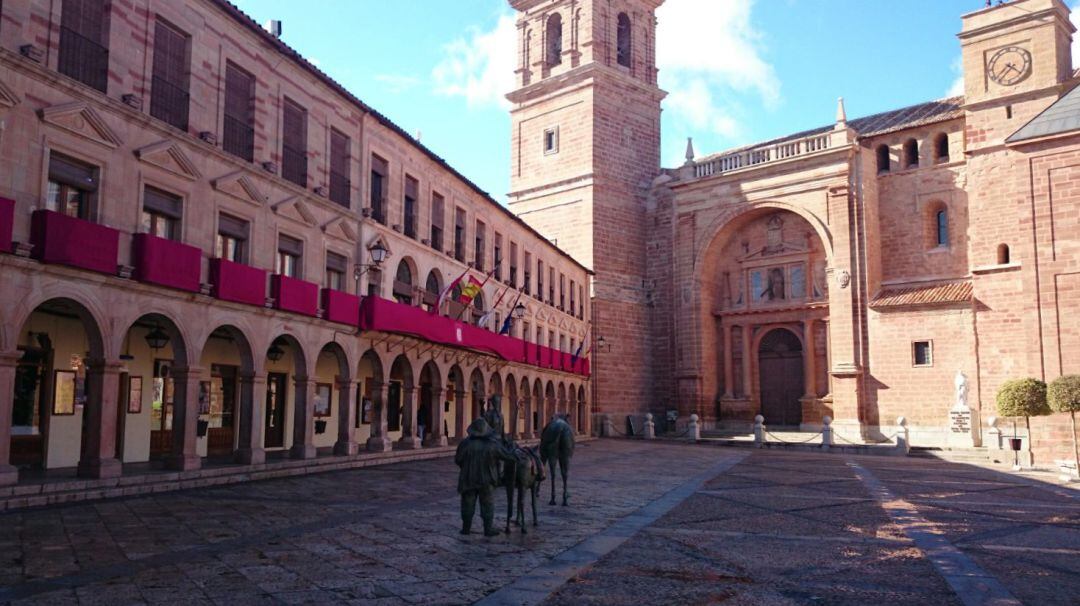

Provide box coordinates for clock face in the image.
[987,46,1032,87]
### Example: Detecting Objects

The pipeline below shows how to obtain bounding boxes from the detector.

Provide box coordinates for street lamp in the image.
[512,302,526,320]
[596,335,611,352]
[144,325,170,350]
[354,240,390,284]
[267,340,286,362]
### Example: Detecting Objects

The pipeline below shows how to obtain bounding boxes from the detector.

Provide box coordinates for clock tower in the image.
[506,0,666,419]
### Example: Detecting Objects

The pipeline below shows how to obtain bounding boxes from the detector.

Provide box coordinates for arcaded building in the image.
[509,0,1080,465]
[0,0,591,485]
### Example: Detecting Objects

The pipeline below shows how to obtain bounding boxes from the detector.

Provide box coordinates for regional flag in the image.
[458,276,484,305]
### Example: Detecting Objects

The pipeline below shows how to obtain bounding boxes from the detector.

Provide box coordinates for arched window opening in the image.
[546,13,563,66]
[424,271,442,311]
[936,209,948,247]
[876,144,890,174]
[934,133,950,163]
[472,291,486,326]
[393,260,414,305]
[616,13,632,68]
[903,138,919,169]
[997,243,1011,265]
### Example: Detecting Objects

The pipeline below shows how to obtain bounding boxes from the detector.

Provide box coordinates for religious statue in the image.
[455,417,517,536]
[955,370,968,408]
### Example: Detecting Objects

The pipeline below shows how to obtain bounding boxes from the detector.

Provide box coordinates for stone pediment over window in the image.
[321,215,357,242]
[39,102,122,149]
[0,80,21,108]
[737,241,811,263]
[213,170,266,206]
[135,140,202,181]
[272,196,317,226]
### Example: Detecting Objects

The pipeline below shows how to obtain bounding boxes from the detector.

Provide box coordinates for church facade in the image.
[509,0,1080,465]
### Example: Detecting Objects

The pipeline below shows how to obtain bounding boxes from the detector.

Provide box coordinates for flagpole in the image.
[454,263,499,322]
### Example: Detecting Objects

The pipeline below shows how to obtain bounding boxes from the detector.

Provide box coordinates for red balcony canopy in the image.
[30,210,119,274]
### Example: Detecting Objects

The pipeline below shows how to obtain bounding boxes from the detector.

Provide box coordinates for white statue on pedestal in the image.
[955,370,968,409]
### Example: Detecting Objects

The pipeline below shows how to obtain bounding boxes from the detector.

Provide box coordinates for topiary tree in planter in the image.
[996,378,1050,466]
[1048,375,1080,478]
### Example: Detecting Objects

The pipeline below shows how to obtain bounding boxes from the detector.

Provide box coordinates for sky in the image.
[229,0,1080,202]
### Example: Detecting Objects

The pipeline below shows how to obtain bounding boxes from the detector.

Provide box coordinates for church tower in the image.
[506,0,665,419]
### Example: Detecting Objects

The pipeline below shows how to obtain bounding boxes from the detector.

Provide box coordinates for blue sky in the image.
[229,0,1070,201]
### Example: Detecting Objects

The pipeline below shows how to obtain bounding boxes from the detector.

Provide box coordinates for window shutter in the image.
[49,154,98,191]
[224,64,253,122]
[143,187,182,218]
[405,176,419,200]
[283,99,307,149]
[431,193,445,228]
[326,251,348,273]
[153,21,186,86]
[330,130,350,174]
[371,155,389,178]
[218,213,249,239]
[278,234,303,257]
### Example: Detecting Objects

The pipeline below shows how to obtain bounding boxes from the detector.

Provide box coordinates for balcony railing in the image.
[150,75,190,131]
[223,114,254,162]
[329,171,350,207]
[58,26,108,93]
[209,258,266,306]
[281,145,307,188]
[692,132,833,179]
[271,274,319,316]
[30,210,119,274]
[322,288,360,325]
[132,233,201,293]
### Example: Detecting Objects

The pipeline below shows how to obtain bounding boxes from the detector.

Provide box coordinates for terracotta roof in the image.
[870,280,973,309]
[205,0,592,275]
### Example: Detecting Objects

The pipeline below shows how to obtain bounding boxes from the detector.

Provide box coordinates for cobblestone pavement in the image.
[1,442,1077,605]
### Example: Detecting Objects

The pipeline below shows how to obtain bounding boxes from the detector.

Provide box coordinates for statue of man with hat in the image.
[455,417,516,536]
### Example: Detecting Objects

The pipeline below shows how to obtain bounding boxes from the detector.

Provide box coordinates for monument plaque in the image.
[947,370,981,447]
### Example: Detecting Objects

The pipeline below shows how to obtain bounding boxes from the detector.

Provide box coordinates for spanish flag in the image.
[458,275,484,305]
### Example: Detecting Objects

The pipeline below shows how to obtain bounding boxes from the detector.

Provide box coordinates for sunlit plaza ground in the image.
[0,440,1077,605]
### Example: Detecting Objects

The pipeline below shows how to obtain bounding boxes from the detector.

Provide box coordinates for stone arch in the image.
[315,341,352,381]
[755,327,804,427]
[115,307,195,369]
[616,12,632,68]
[469,367,486,422]
[418,359,443,443]
[695,201,834,271]
[934,132,950,162]
[902,137,919,169]
[197,324,256,373]
[546,12,563,66]
[393,257,418,304]
[557,382,567,416]
[9,291,109,357]
[924,200,949,249]
[423,268,443,310]
[876,144,890,174]
[578,385,587,432]
[533,378,545,431]
[448,363,467,438]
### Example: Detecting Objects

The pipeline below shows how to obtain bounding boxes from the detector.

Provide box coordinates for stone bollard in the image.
[821,416,833,451]
[644,413,656,440]
[688,414,701,441]
[753,415,765,448]
[602,414,615,438]
[987,416,1002,450]
[895,416,910,455]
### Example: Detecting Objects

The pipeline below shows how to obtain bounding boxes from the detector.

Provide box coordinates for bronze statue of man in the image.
[455,417,516,536]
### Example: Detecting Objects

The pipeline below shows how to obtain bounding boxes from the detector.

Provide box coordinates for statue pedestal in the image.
[947,403,981,448]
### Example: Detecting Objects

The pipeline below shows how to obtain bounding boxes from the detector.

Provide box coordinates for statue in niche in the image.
[813,261,828,299]
[955,370,968,409]
[764,215,784,255]
[761,267,786,301]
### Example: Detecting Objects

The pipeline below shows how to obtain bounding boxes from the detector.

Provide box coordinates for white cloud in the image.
[946,55,964,97]
[432,13,517,109]
[375,74,421,94]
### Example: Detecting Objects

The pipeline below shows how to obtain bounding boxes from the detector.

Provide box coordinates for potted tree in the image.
[995,378,1050,469]
[1048,375,1080,480]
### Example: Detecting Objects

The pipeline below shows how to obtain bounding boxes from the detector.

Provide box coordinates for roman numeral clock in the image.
[987,45,1032,86]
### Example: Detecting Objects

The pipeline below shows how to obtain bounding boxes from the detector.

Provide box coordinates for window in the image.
[58,0,109,93]
[524,251,532,294]
[276,235,303,278]
[913,341,932,367]
[430,192,445,251]
[150,19,190,130]
[404,176,418,239]
[543,127,559,155]
[424,271,442,311]
[876,144,890,174]
[548,330,555,349]
[509,242,518,286]
[549,267,555,304]
[475,221,486,271]
[325,251,347,291]
[281,98,307,188]
[494,233,503,281]
[1006,105,1013,119]
[559,273,565,310]
[393,260,414,305]
[329,129,351,207]
[537,260,544,300]
[903,138,919,169]
[997,243,1011,265]
[46,153,97,220]
[536,326,543,345]
[936,209,948,247]
[616,13,632,68]
[366,269,382,297]
[141,186,182,240]
[223,62,255,161]
[546,13,563,66]
[570,279,576,316]
[472,291,486,326]
[934,133,950,163]
[578,284,585,319]
[454,207,467,262]
[370,155,388,224]
[523,321,531,343]
[216,213,248,263]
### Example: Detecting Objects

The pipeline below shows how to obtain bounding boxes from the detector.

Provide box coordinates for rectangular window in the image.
[913,341,933,367]
[370,155,388,224]
[578,284,585,319]
[430,192,445,251]
[537,260,544,301]
[404,175,418,239]
[537,326,543,345]
[523,321,531,343]
[281,98,307,188]
[559,273,565,310]
[223,62,255,161]
[543,127,559,155]
[474,221,486,271]
[570,279,576,316]
[58,0,109,93]
[276,234,303,278]
[141,186,182,240]
[325,251,347,291]
[46,153,97,220]
[150,19,190,130]
[366,269,382,297]
[329,129,351,207]
[524,251,532,294]
[216,213,248,263]
[509,242,519,287]
[548,330,555,349]
[549,267,555,304]
[494,232,503,281]
[454,207,467,263]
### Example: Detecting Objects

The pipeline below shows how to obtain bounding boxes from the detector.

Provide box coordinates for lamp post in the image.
[266,340,286,363]
[144,325,170,350]
[512,302,526,320]
[354,240,389,294]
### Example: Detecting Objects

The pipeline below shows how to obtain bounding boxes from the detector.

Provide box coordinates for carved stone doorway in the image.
[758,328,804,427]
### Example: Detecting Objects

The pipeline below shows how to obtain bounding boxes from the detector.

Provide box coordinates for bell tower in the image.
[507,0,665,419]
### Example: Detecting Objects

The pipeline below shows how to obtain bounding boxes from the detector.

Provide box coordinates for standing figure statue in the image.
[955,370,968,408]
[455,417,516,536]
[540,414,575,506]
[483,400,545,533]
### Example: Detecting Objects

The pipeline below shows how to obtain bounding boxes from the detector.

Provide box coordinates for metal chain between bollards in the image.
[763,430,823,445]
